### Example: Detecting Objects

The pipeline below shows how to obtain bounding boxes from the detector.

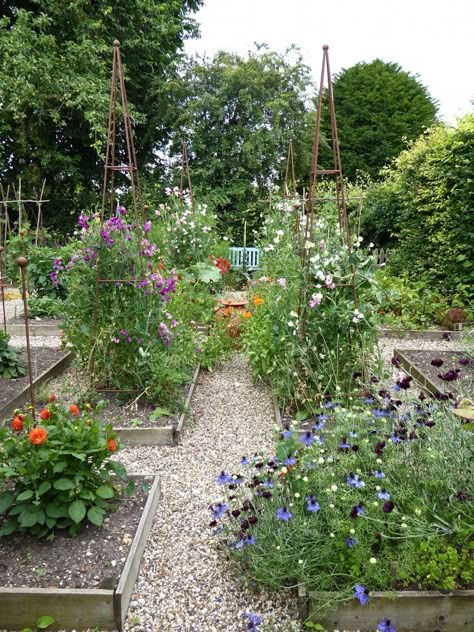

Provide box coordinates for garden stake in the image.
[179,141,194,212]
[18,256,36,423]
[0,246,6,332]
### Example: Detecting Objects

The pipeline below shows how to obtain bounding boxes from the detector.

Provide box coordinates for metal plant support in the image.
[17,257,36,423]
[90,40,145,388]
[300,45,358,338]
[283,140,302,252]
[179,141,194,212]
[0,246,6,332]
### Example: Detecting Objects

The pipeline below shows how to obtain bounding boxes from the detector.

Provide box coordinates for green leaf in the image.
[0,520,17,536]
[36,615,55,629]
[53,478,75,490]
[17,489,34,502]
[53,461,68,473]
[45,503,68,518]
[38,481,52,495]
[68,500,86,524]
[149,406,171,420]
[96,485,114,499]
[0,491,15,513]
[295,409,309,421]
[87,505,104,526]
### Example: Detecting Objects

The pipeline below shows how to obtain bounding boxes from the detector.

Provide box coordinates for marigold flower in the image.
[29,427,48,445]
[40,409,51,420]
[12,417,23,432]
[106,438,117,452]
[69,404,80,416]
[243,311,252,318]
[253,296,264,306]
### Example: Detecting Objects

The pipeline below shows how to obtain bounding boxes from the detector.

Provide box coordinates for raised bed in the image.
[298,583,474,632]
[0,348,73,420]
[394,348,472,398]
[0,473,161,631]
[378,328,461,341]
[7,316,62,337]
[114,364,201,446]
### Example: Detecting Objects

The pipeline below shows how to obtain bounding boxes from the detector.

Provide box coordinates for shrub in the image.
[0,331,26,378]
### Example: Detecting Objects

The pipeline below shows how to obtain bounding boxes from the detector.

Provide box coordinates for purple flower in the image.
[382,500,395,513]
[144,220,152,233]
[276,507,292,521]
[345,537,357,548]
[347,473,365,489]
[299,431,315,447]
[236,534,256,550]
[339,438,350,451]
[377,490,391,500]
[373,470,385,479]
[391,356,401,368]
[283,457,297,466]
[281,429,293,439]
[78,213,90,230]
[459,357,471,366]
[216,471,233,485]
[263,479,274,488]
[431,358,444,367]
[211,502,229,519]
[350,503,365,519]
[306,496,320,513]
[240,456,249,465]
[377,618,396,632]
[438,368,461,381]
[242,612,262,630]
[354,584,369,605]
[363,396,375,404]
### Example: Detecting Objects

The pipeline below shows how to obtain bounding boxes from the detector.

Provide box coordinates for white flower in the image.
[330,484,338,492]
[294,493,300,498]
[369,557,377,564]
[276,229,284,236]
[288,321,295,328]
[290,311,298,318]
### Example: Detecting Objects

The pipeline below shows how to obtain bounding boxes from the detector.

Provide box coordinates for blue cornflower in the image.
[377,618,396,632]
[390,434,402,444]
[300,431,315,447]
[377,490,391,500]
[284,456,297,466]
[345,537,357,548]
[373,470,385,479]
[373,408,389,418]
[306,496,320,513]
[216,471,233,485]
[263,479,274,488]
[240,456,250,466]
[235,534,256,549]
[276,506,293,521]
[339,438,350,450]
[391,383,401,392]
[317,414,329,421]
[323,401,335,409]
[347,472,365,488]
[211,502,229,519]
[282,429,293,439]
[354,584,370,605]
[242,612,262,630]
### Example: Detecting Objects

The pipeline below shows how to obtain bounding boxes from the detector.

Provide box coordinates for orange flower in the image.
[107,438,117,452]
[29,427,48,445]
[49,394,56,402]
[69,404,80,416]
[224,306,232,317]
[12,417,23,432]
[243,311,252,318]
[253,296,264,306]
[40,409,51,421]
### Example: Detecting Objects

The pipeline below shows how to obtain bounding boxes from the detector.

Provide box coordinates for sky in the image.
[185,0,474,123]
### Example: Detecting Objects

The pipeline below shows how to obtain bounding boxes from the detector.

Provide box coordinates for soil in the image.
[0,347,68,412]
[0,482,149,589]
[398,349,473,398]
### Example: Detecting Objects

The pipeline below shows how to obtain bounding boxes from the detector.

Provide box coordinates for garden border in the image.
[0,473,161,631]
[394,347,443,397]
[297,583,474,631]
[0,351,74,420]
[378,328,461,341]
[6,320,62,337]
[115,364,201,446]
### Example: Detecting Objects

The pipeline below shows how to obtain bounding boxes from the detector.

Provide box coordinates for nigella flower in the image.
[312,417,326,431]
[339,438,350,451]
[373,408,389,419]
[281,428,293,439]
[235,534,256,550]
[347,473,365,489]
[216,471,233,485]
[397,376,412,390]
[431,358,444,367]
[390,434,402,444]
[354,584,369,605]
[350,503,365,519]
[306,496,320,513]
[323,401,337,409]
[211,502,229,519]
[242,612,262,630]
[373,470,385,479]
[377,490,390,500]
[363,396,375,404]
[276,506,293,521]
[392,383,401,392]
[300,431,315,447]
[240,456,249,465]
[382,500,395,513]
[263,479,274,488]
[377,617,396,632]
[284,456,297,466]
[345,537,357,548]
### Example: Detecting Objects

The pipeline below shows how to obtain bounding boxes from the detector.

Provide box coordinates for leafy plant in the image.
[27,294,65,319]
[0,399,128,538]
[21,615,55,632]
[0,331,26,379]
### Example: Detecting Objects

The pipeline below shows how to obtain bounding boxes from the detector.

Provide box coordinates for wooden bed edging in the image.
[0,474,161,631]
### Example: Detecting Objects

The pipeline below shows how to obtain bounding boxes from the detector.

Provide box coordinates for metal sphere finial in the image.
[323,44,329,51]
[113,39,120,47]
[17,256,28,268]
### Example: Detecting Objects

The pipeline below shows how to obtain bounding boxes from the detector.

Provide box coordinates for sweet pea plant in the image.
[210,392,474,620]
[59,208,197,402]
[242,192,378,411]
[0,399,127,538]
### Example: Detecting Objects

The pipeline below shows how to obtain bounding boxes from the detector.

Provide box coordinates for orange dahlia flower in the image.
[39,409,51,420]
[29,427,48,445]
[107,438,117,452]
[12,417,23,432]
[69,404,80,416]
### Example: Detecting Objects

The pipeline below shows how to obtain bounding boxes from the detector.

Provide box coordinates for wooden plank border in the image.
[378,328,460,341]
[394,347,443,397]
[115,365,200,447]
[0,351,74,420]
[300,584,474,631]
[0,474,160,631]
[6,322,62,337]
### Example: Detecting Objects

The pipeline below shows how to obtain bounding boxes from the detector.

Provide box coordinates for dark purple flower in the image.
[276,506,292,521]
[391,356,401,368]
[231,509,241,518]
[354,584,369,605]
[374,440,386,455]
[456,490,470,502]
[431,358,444,367]
[377,618,396,632]
[459,357,471,366]
[438,368,461,381]
[382,500,395,513]
[306,496,320,513]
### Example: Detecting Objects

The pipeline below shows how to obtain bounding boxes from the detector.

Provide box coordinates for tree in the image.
[321,59,438,180]
[0,0,202,231]
[167,46,315,240]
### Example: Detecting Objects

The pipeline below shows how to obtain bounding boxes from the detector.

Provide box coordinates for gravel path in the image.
[119,354,301,632]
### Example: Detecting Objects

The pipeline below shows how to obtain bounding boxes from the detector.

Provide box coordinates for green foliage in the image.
[168,47,315,240]
[210,398,474,610]
[0,400,126,538]
[21,614,55,632]
[0,331,26,379]
[384,115,474,300]
[0,1,203,231]
[27,295,64,319]
[321,59,437,180]
[198,320,235,371]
